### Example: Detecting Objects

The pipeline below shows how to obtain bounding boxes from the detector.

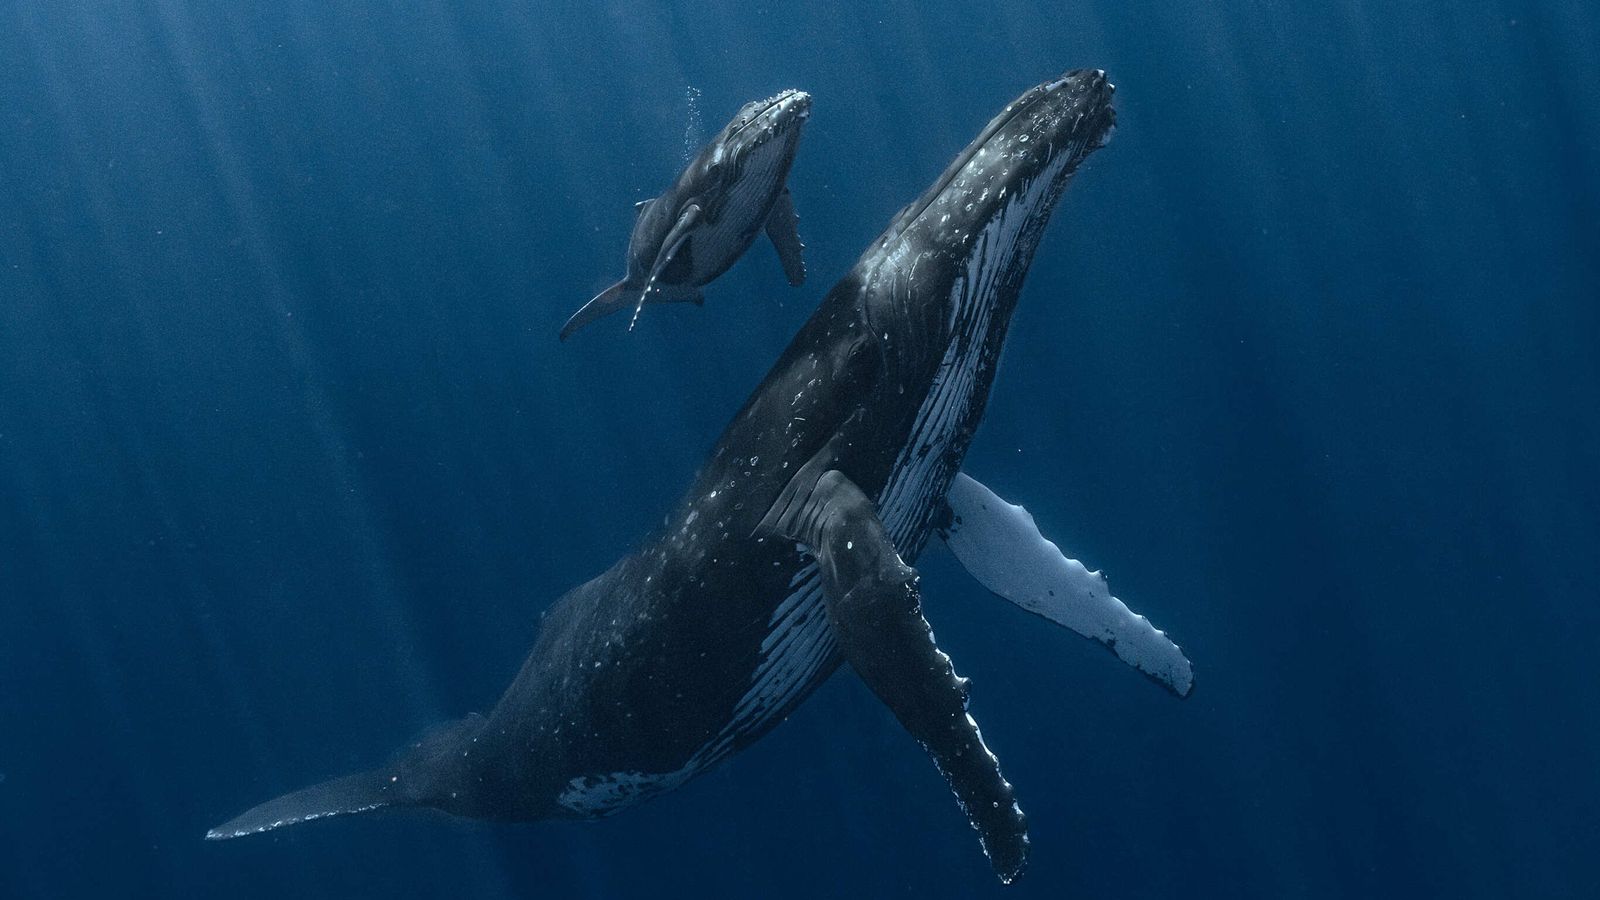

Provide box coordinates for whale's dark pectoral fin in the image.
[765,187,806,286]
[206,770,395,841]
[560,281,639,341]
[761,469,1029,883]
[651,206,701,283]
[630,204,703,331]
[940,472,1194,697]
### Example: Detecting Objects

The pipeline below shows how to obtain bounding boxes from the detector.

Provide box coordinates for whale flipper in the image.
[939,472,1194,697]
[760,468,1029,883]
[629,204,703,331]
[206,770,394,841]
[764,187,806,286]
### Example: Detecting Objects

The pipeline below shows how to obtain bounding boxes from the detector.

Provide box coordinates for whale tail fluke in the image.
[559,280,705,341]
[209,715,488,842]
[205,770,396,841]
[559,281,637,341]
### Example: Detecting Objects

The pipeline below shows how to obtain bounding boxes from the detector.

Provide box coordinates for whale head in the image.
[859,69,1116,353]
[698,89,812,199]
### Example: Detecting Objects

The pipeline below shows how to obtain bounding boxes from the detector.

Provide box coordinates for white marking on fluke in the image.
[203,802,387,840]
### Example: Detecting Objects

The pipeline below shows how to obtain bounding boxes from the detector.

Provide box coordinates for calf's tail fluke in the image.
[206,770,395,841]
[559,281,636,341]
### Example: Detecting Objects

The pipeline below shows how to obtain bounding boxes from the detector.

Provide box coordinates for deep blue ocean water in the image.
[2,1,1597,897]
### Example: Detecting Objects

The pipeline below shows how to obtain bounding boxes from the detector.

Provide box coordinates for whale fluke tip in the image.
[206,771,394,843]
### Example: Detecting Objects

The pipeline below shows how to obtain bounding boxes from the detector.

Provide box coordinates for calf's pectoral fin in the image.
[630,204,703,331]
[940,472,1194,697]
[658,238,695,284]
[758,467,1029,883]
[764,186,806,286]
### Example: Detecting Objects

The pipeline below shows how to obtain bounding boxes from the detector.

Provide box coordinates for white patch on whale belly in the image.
[697,562,836,765]
[558,768,697,817]
[562,563,836,818]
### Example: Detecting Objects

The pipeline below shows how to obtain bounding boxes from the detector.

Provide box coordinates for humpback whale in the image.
[559,89,811,340]
[210,69,1190,883]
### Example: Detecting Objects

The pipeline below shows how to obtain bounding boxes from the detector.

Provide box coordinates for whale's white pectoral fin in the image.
[940,472,1194,697]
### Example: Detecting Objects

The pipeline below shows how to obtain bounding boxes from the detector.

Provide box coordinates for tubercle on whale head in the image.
[728,89,813,137]
[847,69,1116,364]
[883,69,1115,251]
[708,89,812,170]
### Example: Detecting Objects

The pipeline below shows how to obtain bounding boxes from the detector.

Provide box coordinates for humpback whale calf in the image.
[559,89,812,340]
[210,69,1191,882]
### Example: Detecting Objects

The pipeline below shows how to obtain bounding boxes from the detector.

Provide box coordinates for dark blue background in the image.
[2,1,1596,897]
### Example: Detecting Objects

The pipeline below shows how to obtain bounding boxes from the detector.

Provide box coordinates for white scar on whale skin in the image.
[942,472,1194,697]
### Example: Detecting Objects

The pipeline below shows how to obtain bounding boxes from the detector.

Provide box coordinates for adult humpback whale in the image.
[209,69,1191,883]
[559,89,811,340]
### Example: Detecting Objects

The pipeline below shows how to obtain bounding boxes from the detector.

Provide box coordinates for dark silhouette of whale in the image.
[209,69,1190,883]
[559,89,811,340]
